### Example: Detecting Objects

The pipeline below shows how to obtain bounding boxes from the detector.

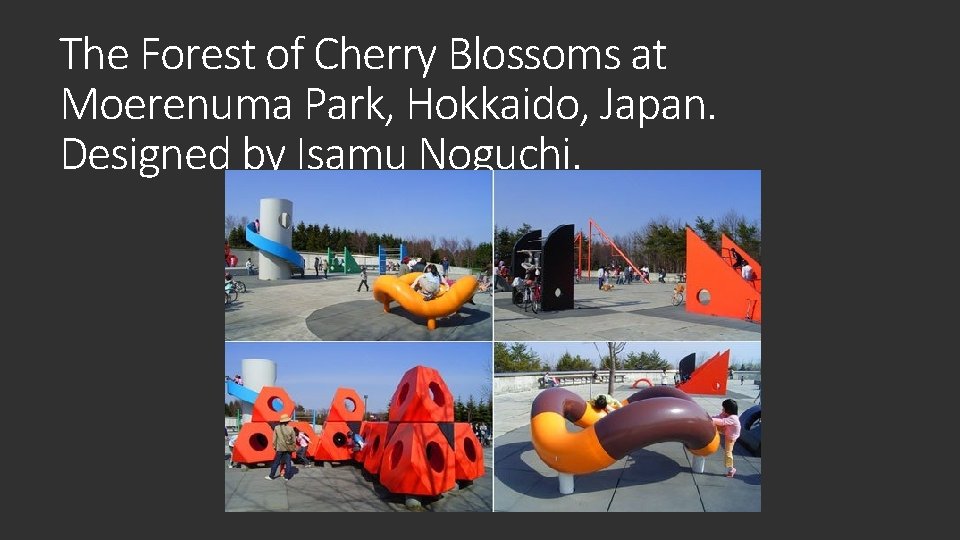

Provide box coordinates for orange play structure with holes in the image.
[686,228,762,322]
[372,272,478,330]
[310,387,366,462]
[676,350,730,395]
[308,366,485,497]
[228,366,485,497]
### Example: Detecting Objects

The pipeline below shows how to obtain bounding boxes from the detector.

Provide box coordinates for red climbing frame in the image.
[586,218,642,279]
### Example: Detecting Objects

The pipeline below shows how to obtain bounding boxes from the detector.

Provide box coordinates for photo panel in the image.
[225,170,494,341]
[225,341,493,512]
[492,170,761,342]
[493,340,760,512]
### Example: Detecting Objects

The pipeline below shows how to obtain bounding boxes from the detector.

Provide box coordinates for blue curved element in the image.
[245,222,305,276]
[226,380,260,405]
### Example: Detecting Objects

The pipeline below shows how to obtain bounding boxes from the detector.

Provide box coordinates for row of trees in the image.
[454,396,492,427]
[226,215,492,270]
[494,211,760,274]
[494,342,674,372]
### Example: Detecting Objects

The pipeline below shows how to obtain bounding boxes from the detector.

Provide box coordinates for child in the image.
[590,393,623,414]
[712,399,741,477]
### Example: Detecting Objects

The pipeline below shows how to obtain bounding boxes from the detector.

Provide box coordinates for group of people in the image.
[225,374,243,385]
[474,422,490,446]
[313,257,329,280]
[261,414,359,480]
[730,248,755,282]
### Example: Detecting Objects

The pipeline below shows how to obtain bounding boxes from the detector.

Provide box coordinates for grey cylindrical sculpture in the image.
[258,198,293,280]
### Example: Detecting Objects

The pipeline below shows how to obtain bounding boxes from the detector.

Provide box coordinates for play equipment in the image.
[226,359,300,466]
[580,218,643,280]
[685,228,762,322]
[738,404,761,456]
[675,350,730,395]
[309,387,366,462]
[377,365,482,496]
[378,244,407,274]
[327,247,361,274]
[630,378,653,388]
[530,385,719,494]
[224,241,239,268]
[245,199,305,280]
[225,363,484,498]
[372,272,478,330]
[511,225,575,311]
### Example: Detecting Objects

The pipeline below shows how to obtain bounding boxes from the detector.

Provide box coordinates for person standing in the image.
[322,258,328,280]
[712,399,741,478]
[441,256,450,277]
[266,414,297,481]
[356,266,369,292]
[294,429,311,466]
[314,256,320,277]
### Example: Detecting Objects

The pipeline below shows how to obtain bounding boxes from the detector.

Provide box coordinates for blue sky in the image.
[224,342,491,412]
[506,341,761,370]
[494,170,760,236]
[226,170,492,244]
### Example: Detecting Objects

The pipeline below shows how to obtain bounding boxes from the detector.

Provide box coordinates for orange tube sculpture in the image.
[530,386,720,475]
[372,272,478,330]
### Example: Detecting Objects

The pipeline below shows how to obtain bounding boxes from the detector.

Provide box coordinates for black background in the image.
[12,0,907,527]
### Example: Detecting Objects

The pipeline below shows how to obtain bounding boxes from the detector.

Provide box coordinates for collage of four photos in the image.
[224,169,762,512]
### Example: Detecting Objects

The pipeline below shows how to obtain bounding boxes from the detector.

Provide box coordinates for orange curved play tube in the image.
[372,272,478,330]
[530,387,720,475]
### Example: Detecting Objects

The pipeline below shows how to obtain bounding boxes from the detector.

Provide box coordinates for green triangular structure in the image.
[343,248,361,273]
[326,247,361,273]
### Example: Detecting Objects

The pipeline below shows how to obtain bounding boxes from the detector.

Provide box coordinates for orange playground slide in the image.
[373,272,478,330]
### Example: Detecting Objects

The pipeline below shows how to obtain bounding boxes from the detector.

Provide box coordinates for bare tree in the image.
[607,342,625,394]
[352,230,369,255]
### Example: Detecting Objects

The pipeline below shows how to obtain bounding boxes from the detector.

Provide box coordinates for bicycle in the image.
[225,281,239,304]
[671,284,685,306]
[522,280,541,313]
[232,279,247,293]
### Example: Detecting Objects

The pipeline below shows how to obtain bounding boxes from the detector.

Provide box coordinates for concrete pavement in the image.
[225,272,493,341]
[494,281,760,341]
[224,445,493,512]
[492,380,761,511]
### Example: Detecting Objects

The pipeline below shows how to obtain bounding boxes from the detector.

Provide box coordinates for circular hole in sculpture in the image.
[332,432,347,447]
[343,398,356,412]
[425,441,445,473]
[697,289,711,305]
[463,437,477,462]
[429,382,445,407]
[397,383,409,406]
[390,441,404,469]
[251,433,269,451]
[269,396,284,411]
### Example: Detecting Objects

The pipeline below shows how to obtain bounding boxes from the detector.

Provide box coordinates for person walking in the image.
[357,266,369,292]
[265,414,297,481]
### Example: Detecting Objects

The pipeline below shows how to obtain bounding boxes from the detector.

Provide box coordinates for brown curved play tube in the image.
[530,387,720,475]
[372,272,478,330]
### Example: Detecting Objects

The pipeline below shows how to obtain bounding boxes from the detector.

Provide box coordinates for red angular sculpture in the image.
[453,423,484,481]
[388,366,454,423]
[379,422,456,496]
[677,350,730,395]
